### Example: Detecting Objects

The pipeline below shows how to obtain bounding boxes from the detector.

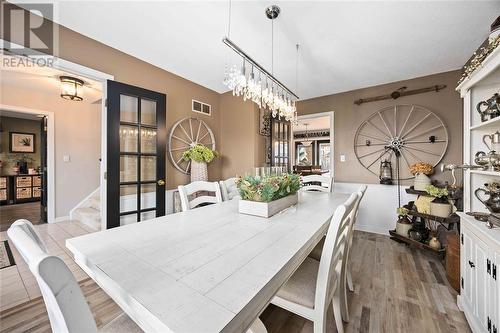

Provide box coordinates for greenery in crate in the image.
[236,173,301,203]
[425,184,449,203]
[182,144,218,163]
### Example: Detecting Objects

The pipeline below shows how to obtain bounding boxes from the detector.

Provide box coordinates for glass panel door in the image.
[270,117,291,171]
[107,81,166,229]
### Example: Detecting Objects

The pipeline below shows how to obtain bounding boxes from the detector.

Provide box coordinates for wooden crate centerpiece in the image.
[236,173,301,218]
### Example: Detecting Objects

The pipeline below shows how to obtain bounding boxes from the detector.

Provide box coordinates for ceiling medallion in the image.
[223,4,299,124]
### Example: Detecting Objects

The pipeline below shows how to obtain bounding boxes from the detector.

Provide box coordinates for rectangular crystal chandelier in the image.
[222,37,299,124]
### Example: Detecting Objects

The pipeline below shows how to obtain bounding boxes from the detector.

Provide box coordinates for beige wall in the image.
[0,116,41,171]
[219,92,266,179]
[0,85,101,217]
[297,70,463,184]
[1,6,222,190]
[55,27,222,189]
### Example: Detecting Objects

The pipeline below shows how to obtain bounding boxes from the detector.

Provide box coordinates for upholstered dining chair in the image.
[178,181,223,212]
[219,177,241,201]
[308,185,367,322]
[300,175,333,193]
[7,220,142,333]
[270,193,358,333]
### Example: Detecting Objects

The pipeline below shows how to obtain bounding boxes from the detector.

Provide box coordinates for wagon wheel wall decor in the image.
[168,117,216,174]
[354,105,448,181]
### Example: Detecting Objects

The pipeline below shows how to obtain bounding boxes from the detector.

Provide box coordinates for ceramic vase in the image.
[429,236,441,250]
[414,173,431,191]
[430,201,452,218]
[396,216,412,237]
[190,160,208,182]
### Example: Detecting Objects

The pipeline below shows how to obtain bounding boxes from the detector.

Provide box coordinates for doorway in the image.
[292,112,334,178]
[0,110,51,231]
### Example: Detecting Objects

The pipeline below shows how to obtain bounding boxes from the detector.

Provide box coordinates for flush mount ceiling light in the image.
[60,76,84,101]
[222,3,299,124]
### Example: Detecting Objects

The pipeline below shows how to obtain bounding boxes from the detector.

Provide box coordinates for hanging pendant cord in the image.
[227,0,232,38]
[271,18,274,75]
[295,44,299,93]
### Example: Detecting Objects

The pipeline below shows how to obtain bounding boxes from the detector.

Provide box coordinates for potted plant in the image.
[182,144,218,182]
[395,207,412,237]
[410,162,433,191]
[236,173,301,217]
[425,184,452,218]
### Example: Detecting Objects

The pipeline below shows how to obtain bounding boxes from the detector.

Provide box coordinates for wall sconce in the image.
[60,76,84,101]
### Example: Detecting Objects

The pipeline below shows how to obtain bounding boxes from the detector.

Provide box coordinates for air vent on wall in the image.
[192,100,211,116]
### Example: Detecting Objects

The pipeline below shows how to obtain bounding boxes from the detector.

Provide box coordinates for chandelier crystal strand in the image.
[222,4,298,123]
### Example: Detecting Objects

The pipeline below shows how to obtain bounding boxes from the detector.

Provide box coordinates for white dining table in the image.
[66,191,350,333]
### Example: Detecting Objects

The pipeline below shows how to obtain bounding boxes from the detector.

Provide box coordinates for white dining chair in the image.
[270,193,358,333]
[178,181,223,212]
[308,185,367,323]
[300,175,333,193]
[219,177,241,201]
[7,220,142,333]
[10,219,47,256]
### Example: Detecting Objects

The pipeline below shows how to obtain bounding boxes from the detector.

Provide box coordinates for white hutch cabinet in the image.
[457,43,500,333]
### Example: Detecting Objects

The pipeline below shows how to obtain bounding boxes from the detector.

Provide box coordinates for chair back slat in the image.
[300,175,333,193]
[7,221,97,333]
[314,193,357,310]
[11,219,47,260]
[178,181,223,211]
[220,177,240,201]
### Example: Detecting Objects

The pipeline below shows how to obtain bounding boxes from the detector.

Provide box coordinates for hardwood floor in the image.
[260,231,471,333]
[0,202,42,232]
[0,229,470,333]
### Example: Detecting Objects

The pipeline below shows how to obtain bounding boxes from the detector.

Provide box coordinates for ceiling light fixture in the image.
[300,123,312,147]
[222,4,299,124]
[60,76,84,101]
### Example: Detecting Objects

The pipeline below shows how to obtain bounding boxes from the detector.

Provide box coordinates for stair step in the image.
[89,197,101,210]
[73,207,100,231]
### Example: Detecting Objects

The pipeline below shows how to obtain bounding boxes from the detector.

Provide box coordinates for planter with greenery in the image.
[425,184,452,218]
[182,144,218,182]
[236,173,301,217]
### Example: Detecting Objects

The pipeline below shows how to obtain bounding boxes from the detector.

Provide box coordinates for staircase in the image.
[70,189,101,231]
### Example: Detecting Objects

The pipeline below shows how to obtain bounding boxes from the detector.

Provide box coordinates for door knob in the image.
[468,260,475,268]
[157,179,165,186]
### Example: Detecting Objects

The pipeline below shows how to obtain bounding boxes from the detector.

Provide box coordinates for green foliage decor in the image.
[425,184,449,203]
[182,144,218,163]
[396,207,409,217]
[236,173,301,203]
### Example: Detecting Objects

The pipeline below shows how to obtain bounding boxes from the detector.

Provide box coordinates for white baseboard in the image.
[54,216,70,223]
[355,223,390,236]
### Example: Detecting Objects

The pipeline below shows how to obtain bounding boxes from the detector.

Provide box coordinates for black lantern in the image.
[60,76,84,101]
[379,159,393,185]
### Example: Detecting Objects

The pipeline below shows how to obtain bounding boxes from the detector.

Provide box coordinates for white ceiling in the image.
[15,1,500,100]
[295,115,330,132]
[0,55,103,104]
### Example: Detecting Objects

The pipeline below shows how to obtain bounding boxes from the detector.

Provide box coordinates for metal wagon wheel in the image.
[354,105,448,181]
[168,117,216,174]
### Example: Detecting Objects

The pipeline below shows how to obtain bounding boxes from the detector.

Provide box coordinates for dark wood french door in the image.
[106,80,166,229]
[40,116,47,223]
[270,117,291,171]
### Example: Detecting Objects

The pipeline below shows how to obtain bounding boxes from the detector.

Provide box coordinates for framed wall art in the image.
[10,132,35,153]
